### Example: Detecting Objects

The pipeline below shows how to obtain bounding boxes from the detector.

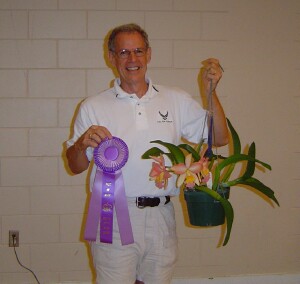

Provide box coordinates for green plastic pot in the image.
[184,187,230,226]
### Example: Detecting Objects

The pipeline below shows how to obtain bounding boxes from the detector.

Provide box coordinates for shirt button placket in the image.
[135,102,148,130]
[137,103,142,115]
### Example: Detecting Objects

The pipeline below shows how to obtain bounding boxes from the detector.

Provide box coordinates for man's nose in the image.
[128,51,137,60]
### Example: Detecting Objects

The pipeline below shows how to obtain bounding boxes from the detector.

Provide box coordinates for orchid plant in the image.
[142,119,279,246]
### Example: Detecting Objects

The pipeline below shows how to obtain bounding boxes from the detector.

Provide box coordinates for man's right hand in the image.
[66,125,112,174]
[75,125,113,152]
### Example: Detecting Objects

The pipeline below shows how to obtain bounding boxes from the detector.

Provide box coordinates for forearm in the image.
[210,91,229,147]
[66,143,90,174]
[201,58,228,146]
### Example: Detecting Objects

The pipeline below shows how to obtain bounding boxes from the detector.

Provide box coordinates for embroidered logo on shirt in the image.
[157,110,173,123]
[159,111,168,120]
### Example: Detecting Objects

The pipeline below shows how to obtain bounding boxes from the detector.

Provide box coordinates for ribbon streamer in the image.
[84,137,134,245]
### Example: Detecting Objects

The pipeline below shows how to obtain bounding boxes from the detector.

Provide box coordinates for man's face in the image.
[108,32,151,91]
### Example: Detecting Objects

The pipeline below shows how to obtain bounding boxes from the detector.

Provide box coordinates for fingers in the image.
[87,125,112,146]
[75,125,112,151]
[202,58,223,70]
[203,59,223,79]
[201,58,224,92]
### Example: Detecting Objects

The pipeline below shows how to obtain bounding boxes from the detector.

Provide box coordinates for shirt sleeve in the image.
[179,92,208,144]
[66,99,94,161]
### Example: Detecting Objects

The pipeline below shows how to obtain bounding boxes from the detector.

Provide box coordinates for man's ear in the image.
[108,51,116,67]
[146,47,152,64]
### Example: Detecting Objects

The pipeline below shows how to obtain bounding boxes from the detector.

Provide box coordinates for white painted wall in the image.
[0,0,299,283]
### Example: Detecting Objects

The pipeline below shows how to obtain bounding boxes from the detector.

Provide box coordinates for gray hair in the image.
[108,23,150,52]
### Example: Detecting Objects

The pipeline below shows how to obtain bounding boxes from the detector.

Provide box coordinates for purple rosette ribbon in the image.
[84,137,134,245]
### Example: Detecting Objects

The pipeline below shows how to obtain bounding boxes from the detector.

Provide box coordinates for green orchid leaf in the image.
[227,118,241,155]
[178,144,200,161]
[221,119,241,183]
[229,177,280,206]
[151,140,185,164]
[221,165,234,183]
[213,154,272,190]
[164,153,174,164]
[243,142,256,178]
[208,155,217,170]
[196,186,234,246]
[213,154,227,160]
[141,146,177,165]
[141,147,165,159]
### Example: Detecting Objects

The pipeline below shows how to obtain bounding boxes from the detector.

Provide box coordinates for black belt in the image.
[136,196,170,209]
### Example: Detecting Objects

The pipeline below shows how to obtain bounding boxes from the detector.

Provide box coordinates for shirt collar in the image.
[114,77,158,102]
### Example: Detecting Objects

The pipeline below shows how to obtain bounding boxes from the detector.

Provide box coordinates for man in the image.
[66,23,228,284]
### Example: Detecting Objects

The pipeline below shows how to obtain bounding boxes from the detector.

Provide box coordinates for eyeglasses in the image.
[113,48,148,59]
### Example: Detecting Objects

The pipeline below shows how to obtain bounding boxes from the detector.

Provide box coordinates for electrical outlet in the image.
[9,230,19,247]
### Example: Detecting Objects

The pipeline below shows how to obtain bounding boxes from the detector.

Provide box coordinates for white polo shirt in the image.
[67,78,208,197]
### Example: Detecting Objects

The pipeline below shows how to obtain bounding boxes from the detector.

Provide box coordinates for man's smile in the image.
[126,66,141,71]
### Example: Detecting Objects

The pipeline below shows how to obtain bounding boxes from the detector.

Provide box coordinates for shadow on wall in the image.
[61,100,97,282]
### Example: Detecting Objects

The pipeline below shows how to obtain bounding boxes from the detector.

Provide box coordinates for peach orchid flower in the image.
[170,153,203,188]
[149,155,172,189]
[200,157,211,183]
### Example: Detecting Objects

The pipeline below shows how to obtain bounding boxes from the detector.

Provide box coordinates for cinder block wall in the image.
[0,1,299,283]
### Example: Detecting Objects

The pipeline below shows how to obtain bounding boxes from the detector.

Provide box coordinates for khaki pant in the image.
[91,199,178,284]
